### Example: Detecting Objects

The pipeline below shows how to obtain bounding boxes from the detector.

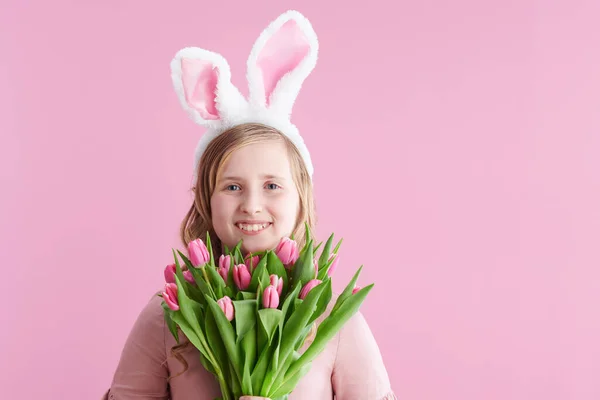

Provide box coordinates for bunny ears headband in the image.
[170,10,319,184]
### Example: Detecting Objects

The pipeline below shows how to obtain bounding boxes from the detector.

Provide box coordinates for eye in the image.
[226,184,241,191]
[266,183,281,190]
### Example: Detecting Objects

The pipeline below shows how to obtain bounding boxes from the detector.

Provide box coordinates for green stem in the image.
[202,266,211,285]
[216,371,234,400]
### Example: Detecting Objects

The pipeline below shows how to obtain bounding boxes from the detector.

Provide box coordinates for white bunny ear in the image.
[171,48,246,129]
[246,10,319,117]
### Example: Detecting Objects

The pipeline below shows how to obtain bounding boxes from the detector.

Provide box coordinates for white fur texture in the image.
[170,10,319,183]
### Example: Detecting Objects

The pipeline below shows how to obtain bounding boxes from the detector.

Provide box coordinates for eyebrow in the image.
[220,174,287,181]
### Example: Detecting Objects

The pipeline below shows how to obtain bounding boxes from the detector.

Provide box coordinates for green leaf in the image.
[248,255,269,293]
[172,249,189,293]
[270,361,312,398]
[313,241,323,255]
[176,250,195,271]
[170,311,213,366]
[238,291,257,300]
[268,350,301,397]
[205,295,242,380]
[160,302,180,344]
[240,323,257,395]
[293,325,313,352]
[229,359,242,398]
[205,305,230,382]
[264,281,326,394]
[308,278,332,325]
[234,244,244,265]
[291,240,316,290]
[205,265,226,298]
[317,232,335,269]
[232,299,257,343]
[226,260,237,293]
[224,286,234,299]
[331,265,363,315]
[280,284,301,332]
[260,285,300,394]
[251,330,278,395]
[287,283,374,380]
[205,231,216,267]
[332,237,344,254]
[304,221,312,246]
[186,266,212,304]
[176,250,217,302]
[258,308,282,346]
[175,275,205,339]
[266,251,289,297]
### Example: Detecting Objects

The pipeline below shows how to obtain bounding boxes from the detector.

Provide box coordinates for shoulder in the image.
[125,291,168,344]
[140,291,168,323]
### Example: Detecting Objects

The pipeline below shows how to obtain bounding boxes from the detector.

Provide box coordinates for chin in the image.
[240,237,277,254]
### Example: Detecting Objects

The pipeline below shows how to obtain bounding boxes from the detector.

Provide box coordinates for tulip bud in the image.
[299,279,322,300]
[162,283,179,311]
[352,285,362,295]
[262,285,280,309]
[183,270,195,284]
[188,238,210,267]
[327,254,339,277]
[269,274,283,297]
[233,264,252,290]
[218,255,231,282]
[217,296,235,321]
[164,264,176,284]
[275,237,300,266]
[244,254,260,270]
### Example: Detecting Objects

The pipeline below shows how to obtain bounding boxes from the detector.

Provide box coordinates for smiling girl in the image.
[104,10,395,400]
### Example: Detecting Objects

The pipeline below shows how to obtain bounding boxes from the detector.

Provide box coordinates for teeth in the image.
[237,223,269,232]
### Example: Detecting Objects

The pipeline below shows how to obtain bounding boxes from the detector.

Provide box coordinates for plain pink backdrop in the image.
[2,1,599,399]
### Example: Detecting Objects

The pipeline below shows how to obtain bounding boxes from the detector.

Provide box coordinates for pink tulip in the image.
[263,285,280,309]
[352,285,362,295]
[327,254,339,277]
[275,237,300,266]
[244,254,260,270]
[218,255,231,282]
[233,264,252,290]
[299,279,322,300]
[183,270,195,284]
[219,254,232,270]
[269,274,283,297]
[188,238,210,267]
[162,283,179,311]
[164,264,176,284]
[217,296,235,321]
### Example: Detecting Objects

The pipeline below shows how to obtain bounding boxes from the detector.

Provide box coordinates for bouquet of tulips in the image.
[159,225,373,400]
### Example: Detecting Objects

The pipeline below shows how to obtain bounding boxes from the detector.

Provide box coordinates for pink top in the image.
[104,292,396,400]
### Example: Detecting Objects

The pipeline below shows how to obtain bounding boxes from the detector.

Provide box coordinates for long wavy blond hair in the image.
[169,123,318,379]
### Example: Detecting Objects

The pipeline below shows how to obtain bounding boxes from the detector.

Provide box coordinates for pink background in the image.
[2,1,599,399]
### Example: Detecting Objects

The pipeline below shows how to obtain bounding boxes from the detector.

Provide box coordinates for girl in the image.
[104,11,395,400]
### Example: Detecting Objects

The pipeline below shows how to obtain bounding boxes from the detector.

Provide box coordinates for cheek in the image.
[274,192,300,224]
[211,194,235,222]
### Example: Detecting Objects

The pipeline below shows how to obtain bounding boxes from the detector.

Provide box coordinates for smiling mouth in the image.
[235,222,272,233]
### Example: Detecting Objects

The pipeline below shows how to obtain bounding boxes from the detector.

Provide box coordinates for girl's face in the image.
[210,140,300,255]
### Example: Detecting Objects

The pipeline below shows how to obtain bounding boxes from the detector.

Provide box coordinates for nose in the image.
[240,189,263,215]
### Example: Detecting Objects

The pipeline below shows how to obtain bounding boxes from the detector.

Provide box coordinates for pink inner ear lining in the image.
[257,19,310,106]
[180,58,220,120]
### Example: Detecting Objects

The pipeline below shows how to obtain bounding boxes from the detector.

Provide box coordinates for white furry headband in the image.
[170,10,319,184]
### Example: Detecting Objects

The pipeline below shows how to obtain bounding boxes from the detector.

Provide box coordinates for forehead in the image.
[219,140,293,180]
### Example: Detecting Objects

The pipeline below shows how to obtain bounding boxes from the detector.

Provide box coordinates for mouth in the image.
[235,222,272,234]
